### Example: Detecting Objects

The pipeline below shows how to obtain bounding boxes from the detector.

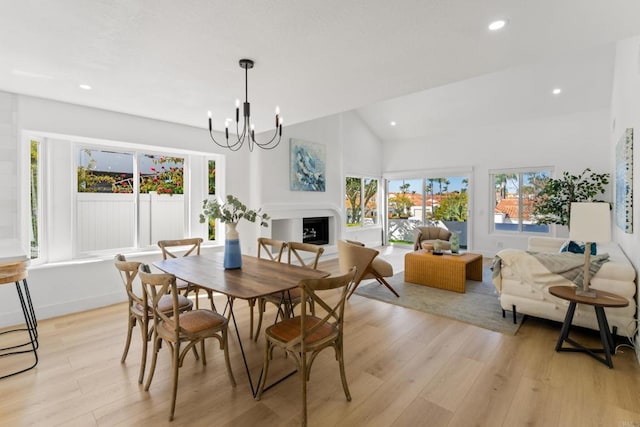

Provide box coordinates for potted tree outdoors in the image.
[200,195,269,269]
[531,168,610,229]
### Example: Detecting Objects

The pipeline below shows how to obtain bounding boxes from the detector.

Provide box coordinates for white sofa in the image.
[493,237,637,337]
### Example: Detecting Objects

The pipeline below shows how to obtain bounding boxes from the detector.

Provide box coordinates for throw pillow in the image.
[560,240,597,255]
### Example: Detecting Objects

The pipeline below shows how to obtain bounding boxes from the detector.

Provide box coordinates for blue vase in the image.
[223,223,242,269]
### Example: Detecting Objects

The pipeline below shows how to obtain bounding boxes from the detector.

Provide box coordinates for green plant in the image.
[199,195,269,227]
[532,168,610,227]
[434,192,468,222]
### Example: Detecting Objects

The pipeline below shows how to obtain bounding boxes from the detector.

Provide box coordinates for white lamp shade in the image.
[569,202,611,243]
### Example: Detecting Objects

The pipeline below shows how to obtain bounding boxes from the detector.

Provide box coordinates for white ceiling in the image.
[1,1,639,140]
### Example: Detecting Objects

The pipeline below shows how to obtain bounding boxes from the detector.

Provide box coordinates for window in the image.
[206,159,216,241]
[345,176,378,227]
[386,175,469,246]
[29,140,40,259]
[491,168,551,233]
[76,147,186,253]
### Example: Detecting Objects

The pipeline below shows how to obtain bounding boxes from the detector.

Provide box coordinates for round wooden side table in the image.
[0,257,39,379]
[549,285,628,368]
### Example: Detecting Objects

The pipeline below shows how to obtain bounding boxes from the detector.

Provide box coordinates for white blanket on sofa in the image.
[492,250,609,292]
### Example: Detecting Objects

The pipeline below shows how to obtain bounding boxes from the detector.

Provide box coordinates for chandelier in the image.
[207,59,283,152]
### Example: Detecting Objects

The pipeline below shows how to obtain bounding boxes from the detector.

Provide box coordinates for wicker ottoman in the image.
[404,250,483,293]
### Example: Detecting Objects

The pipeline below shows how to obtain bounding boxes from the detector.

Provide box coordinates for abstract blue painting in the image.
[615,128,633,233]
[290,139,326,192]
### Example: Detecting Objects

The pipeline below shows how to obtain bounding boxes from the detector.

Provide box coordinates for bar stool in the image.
[0,256,38,379]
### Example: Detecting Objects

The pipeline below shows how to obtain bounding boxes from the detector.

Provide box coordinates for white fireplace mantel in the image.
[261,203,343,251]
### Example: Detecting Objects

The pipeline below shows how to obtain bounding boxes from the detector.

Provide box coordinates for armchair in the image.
[413,226,452,251]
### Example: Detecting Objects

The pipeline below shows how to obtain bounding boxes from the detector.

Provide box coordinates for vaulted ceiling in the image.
[1,1,639,141]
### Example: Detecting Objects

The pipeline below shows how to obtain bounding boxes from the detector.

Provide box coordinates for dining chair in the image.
[342,240,399,299]
[139,264,235,421]
[248,238,287,339]
[254,241,324,341]
[158,238,216,311]
[113,254,193,384]
[255,266,357,426]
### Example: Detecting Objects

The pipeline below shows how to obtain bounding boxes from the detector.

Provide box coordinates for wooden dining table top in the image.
[153,254,330,300]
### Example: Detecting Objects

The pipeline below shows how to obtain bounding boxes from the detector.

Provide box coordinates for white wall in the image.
[257,111,384,250]
[382,109,612,255]
[609,35,640,362]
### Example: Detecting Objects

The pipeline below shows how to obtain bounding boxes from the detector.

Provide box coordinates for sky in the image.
[387,176,467,193]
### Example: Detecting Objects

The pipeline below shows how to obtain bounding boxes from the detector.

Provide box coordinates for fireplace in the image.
[302,217,329,245]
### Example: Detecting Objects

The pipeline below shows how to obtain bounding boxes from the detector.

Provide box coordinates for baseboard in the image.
[0,291,126,328]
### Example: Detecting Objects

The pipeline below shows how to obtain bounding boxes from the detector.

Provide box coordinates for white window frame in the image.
[489,166,553,235]
[345,175,380,228]
[21,131,223,263]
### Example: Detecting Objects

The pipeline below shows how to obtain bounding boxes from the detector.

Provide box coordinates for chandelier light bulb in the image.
[235,99,240,108]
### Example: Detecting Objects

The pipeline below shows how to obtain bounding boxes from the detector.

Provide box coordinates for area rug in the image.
[353,266,524,335]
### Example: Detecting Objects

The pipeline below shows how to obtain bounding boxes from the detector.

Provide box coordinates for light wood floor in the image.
[1,246,639,426]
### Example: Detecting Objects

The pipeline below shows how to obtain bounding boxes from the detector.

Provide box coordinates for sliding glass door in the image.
[386,173,470,249]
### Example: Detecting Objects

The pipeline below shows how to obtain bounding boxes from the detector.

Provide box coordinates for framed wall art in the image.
[289,139,326,192]
[615,128,633,233]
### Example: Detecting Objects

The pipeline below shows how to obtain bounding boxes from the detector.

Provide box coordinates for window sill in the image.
[29,242,224,270]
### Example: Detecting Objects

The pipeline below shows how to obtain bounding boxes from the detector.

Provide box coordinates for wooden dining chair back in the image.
[256,266,357,426]
[254,241,323,341]
[158,238,216,310]
[138,264,235,421]
[287,241,324,269]
[114,254,193,384]
[340,240,399,299]
[257,237,286,262]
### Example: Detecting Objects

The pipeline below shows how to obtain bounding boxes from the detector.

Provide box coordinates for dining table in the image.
[153,253,329,397]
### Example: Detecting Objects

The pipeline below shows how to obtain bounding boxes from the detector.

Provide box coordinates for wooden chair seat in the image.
[160,310,227,335]
[266,316,337,347]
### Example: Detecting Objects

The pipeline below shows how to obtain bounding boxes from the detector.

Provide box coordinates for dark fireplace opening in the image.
[302,217,329,245]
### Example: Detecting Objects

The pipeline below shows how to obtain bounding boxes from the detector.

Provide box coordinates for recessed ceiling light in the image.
[390,121,397,126]
[488,20,507,31]
[79,84,92,90]
[552,88,562,95]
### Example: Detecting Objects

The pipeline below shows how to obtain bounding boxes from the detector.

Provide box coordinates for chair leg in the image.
[255,340,272,400]
[254,298,266,342]
[169,342,180,421]
[207,290,217,312]
[200,339,207,365]
[138,319,148,384]
[375,275,399,298]
[144,336,161,391]
[193,287,200,309]
[337,341,351,401]
[222,329,236,386]
[301,352,308,427]
[248,298,255,339]
[121,315,135,363]
[346,280,363,300]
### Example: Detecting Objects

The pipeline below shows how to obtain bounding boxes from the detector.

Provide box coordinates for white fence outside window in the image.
[76,191,184,252]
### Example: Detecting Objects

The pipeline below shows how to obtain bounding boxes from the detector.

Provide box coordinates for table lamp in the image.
[569,202,611,297]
